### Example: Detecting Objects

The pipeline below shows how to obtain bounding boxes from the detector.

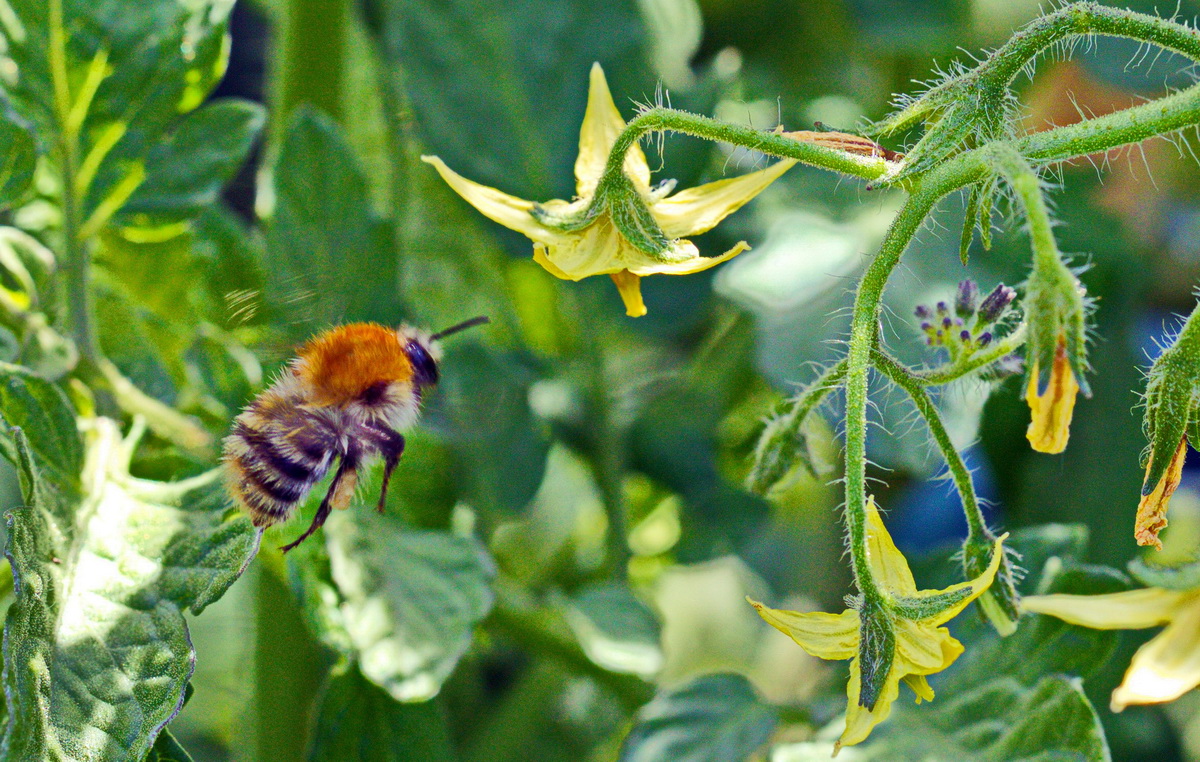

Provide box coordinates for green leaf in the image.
[289,509,495,702]
[0,362,83,491]
[563,581,662,678]
[2,0,239,233]
[772,675,1108,762]
[618,673,778,762]
[265,109,402,336]
[146,728,195,762]
[116,99,266,231]
[308,662,457,762]
[0,373,258,760]
[0,112,36,209]
[364,0,649,202]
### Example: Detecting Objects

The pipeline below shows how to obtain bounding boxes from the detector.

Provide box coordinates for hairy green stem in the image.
[842,191,939,597]
[49,0,100,366]
[606,108,893,184]
[872,352,988,541]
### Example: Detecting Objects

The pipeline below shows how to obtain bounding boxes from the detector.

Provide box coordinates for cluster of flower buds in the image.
[914,280,1017,363]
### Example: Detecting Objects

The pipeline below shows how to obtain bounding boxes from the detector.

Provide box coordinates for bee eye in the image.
[406,340,439,386]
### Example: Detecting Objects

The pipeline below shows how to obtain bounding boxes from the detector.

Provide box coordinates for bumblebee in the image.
[222,317,488,552]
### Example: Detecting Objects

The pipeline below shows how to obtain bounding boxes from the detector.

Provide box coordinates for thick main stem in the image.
[842,193,937,597]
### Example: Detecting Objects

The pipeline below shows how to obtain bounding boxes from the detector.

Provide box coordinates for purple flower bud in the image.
[942,316,952,329]
[915,305,930,319]
[978,284,1016,325]
[920,321,932,332]
[960,329,971,342]
[977,332,992,347]
[955,280,978,318]
[936,301,949,315]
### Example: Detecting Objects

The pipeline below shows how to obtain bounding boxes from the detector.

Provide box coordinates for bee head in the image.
[398,316,489,389]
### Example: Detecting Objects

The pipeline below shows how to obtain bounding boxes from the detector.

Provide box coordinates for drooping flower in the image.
[1023,586,1200,710]
[1025,335,1081,454]
[423,64,796,317]
[1136,299,1200,548]
[749,497,1004,752]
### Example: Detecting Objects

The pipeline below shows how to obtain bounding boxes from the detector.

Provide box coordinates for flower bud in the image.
[915,305,930,319]
[955,279,979,318]
[976,284,1016,326]
[1136,303,1200,549]
[1023,257,1090,454]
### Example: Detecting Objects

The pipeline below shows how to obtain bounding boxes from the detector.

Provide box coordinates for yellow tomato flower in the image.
[1136,437,1189,550]
[423,64,796,317]
[1025,336,1080,454]
[748,498,1004,753]
[1023,587,1200,710]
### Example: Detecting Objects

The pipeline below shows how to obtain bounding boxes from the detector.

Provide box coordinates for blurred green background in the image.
[74,0,1200,758]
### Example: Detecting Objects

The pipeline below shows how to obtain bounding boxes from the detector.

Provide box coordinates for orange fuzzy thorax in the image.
[295,323,413,406]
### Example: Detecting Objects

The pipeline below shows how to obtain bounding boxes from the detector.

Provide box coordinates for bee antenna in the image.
[430,315,490,341]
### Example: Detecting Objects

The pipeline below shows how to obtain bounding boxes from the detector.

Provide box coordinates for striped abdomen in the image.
[223,386,336,527]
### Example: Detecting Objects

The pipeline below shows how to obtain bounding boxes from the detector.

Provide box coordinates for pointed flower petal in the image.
[422,156,564,244]
[654,159,798,238]
[1025,342,1080,454]
[1111,599,1200,710]
[575,63,651,197]
[1136,437,1188,550]
[922,535,1006,627]
[864,496,918,596]
[610,271,646,317]
[625,241,748,276]
[903,674,935,703]
[839,657,902,751]
[1022,588,1193,629]
[747,598,859,660]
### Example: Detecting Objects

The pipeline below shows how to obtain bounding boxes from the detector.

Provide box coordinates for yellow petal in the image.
[902,674,935,704]
[532,243,572,280]
[863,496,918,596]
[1025,344,1079,454]
[624,240,747,276]
[422,156,564,244]
[653,159,797,238]
[1111,597,1200,710]
[1021,588,1194,629]
[839,656,902,751]
[533,217,628,279]
[575,63,651,197]
[1135,437,1188,550]
[895,619,964,673]
[747,597,859,660]
[610,271,646,317]
[923,535,1006,627]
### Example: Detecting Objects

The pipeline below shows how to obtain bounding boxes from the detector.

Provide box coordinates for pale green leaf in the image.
[290,509,495,703]
[0,368,258,760]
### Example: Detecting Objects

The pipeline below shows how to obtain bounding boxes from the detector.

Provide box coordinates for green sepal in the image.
[891,588,973,622]
[1128,556,1200,591]
[600,173,671,257]
[856,599,895,711]
[960,183,981,266]
[530,198,601,233]
[977,178,994,251]
[747,364,844,494]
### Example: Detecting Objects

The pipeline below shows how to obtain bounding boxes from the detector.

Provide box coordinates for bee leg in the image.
[374,432,405,514]
[280,454,358,553]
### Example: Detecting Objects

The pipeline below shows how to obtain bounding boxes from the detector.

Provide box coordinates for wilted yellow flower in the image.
[423,64,795,317]
[1137,438,1189,550]
[1023,587,1200,710]
[748,498,1004,752]
[1025,337,1080,454]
